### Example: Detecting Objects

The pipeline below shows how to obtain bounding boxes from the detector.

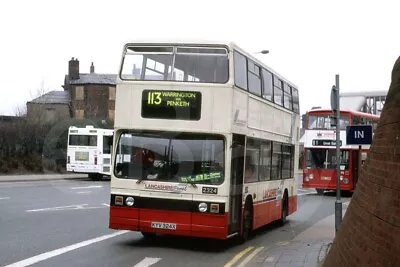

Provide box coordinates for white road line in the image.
[133,257,162,267]
[76,191,92,194]
[297,192,315,196]
[102,203,110,207]
[26,204,88,212]
[0,197,10,200]
[26,204,109,212]
[68,185,103,190]
[2,230,129,267]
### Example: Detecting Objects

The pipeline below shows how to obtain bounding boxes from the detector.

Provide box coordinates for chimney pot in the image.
[90,62,95,74]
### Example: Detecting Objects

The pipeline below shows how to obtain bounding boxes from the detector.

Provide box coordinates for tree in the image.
[323,57,400,266]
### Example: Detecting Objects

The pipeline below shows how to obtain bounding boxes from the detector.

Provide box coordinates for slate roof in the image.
[29,90,71,105]
[69,73,117,85]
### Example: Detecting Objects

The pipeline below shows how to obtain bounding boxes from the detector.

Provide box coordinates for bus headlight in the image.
[125,197,134,206]
[198,202,208,212]
[309,174,314,179]
[343,178,349,184]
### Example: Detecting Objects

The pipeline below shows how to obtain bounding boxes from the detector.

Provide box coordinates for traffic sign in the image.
[346,125,373,145]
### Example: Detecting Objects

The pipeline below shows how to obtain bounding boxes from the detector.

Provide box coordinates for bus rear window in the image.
[69,135,97,146]
[120,45,229,84]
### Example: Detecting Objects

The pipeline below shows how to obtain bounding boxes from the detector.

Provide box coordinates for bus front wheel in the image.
[141,232,156,241]
[316,189,324,195]
[279,192,288,225]
[240,200,253,242]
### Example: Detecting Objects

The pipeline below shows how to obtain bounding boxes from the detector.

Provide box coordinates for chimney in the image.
[68,57,79,80]
[90,62,95,74]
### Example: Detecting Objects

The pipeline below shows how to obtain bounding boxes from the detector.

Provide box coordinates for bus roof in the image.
[68,125,114,134]
[306,108,380,119]
[122,39,299,89]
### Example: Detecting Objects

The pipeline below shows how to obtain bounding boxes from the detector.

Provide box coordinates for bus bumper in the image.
[109,206,229,239]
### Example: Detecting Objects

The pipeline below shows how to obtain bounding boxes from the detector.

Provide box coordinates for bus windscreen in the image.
[114,131,225,185]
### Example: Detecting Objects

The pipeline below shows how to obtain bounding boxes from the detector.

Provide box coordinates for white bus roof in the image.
[122,39,299,89]
[68,126,114,134]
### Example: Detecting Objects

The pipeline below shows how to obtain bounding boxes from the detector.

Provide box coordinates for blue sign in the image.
[346,125,373,145]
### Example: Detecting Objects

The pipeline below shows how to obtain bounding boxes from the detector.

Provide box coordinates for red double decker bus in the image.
[302,109,379,194]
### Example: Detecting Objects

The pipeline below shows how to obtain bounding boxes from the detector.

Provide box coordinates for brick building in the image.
[63,58,117,121]
[26,58,117,124]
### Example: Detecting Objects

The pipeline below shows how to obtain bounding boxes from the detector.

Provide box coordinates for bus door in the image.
[228,134,245,235]
[351,150,359,188]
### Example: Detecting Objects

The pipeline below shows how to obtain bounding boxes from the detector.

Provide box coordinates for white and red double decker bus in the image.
[302,109,379,194]
[109,40,300,241]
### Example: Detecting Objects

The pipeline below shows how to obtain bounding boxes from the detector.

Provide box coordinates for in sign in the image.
[346,125,373,145]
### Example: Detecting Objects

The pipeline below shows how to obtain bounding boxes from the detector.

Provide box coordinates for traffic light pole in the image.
[334,75,342,233]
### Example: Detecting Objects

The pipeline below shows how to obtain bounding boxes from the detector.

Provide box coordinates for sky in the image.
[0,0,399,116]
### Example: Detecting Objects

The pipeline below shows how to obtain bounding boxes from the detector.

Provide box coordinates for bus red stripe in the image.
[109,206,228,239]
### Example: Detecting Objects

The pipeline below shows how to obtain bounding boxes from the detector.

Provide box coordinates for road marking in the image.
[237,246,264,267]
[26,204,88,212]
[25,204,108,212]
[69,185,103,190]
[2,230,129,267]
[76,191,92,194]
[297,192,315,196]
[0,197,10,200]
[133,257,161,267]
[224,246,254,267]
[102,203,110,207]
[265,256,275,263]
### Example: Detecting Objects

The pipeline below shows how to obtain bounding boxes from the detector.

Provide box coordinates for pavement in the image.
[0,173,89,182]
[246,202,349,267]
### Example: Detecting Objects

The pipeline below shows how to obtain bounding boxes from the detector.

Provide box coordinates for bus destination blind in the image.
[141,90,202,120]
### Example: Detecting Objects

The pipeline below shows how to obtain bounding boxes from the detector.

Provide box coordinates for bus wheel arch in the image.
[280,189,289,225]
[241,195,253,241]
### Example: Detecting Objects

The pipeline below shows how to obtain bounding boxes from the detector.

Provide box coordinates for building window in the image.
[109,87,116,100]
[76,109,84,119]
[108,109,115,121]
[75,86,84,100]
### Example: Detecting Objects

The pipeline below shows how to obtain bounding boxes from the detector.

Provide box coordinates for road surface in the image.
[0,175,349,267]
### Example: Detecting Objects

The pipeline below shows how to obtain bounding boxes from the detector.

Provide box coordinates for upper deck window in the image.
[120,45,229,84]
[307,114,350,130]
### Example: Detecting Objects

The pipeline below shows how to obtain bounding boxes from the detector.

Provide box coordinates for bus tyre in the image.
[279,192,288,225]
[316,189,324,195]
[240,201,253,242]
[89,173,102,181]
[141,232,156,240]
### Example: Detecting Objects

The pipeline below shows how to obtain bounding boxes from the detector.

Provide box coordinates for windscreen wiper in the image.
[187,179,197,188]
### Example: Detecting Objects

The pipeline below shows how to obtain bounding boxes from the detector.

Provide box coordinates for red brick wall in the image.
[70,84,115,120]
[323,56,400,267]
